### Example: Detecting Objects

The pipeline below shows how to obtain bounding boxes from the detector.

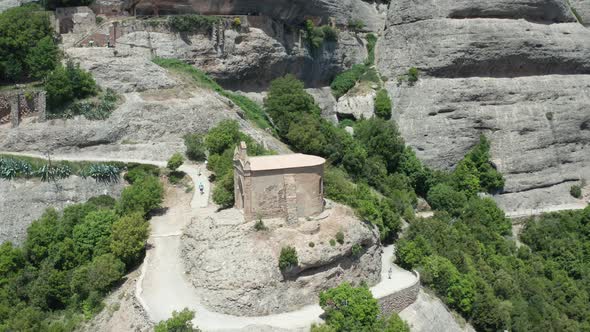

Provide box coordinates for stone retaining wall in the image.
[0,90,46,127]
[378,270,421,315]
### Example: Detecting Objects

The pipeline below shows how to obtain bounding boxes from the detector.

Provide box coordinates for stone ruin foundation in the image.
[0,90,46,127]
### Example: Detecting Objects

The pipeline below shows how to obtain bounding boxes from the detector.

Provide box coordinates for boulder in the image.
[334,85,376,120]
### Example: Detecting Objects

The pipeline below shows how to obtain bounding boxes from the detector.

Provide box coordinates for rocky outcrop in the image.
[127,0,385,31]
[334,84,376,120]
[67,48,178,93]
[0,176,123,245]
[399,290,476,332]
[181,202,381,316]
[377,0,590,211]
[570,0,590,26]
[107,17,366,89]
[0,88,288,161]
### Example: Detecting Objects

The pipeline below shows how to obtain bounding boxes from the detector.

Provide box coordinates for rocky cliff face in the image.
[377,0,590,212]
[108,17,366,89]
[126,0,386,31]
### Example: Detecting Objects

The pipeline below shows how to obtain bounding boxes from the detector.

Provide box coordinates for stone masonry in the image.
[379,270,421,315]
[233,141,325,222]
[0,91,46,127]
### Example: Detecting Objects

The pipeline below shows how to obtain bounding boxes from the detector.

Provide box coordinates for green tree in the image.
[374,89,392,120]
[204,120,241,155]
[155,308,201,332]
[45,65,74,109]
[264,74,320,137]
[427,184,467,216]
[167,152,184,172]
[0,6,54,82]
[73,209,118,261]
[319,283,380,331]
[70,253,125,298]
[354,118,405,173]
[118,176,164,216]
[184,133,207,161]
[381,313,410,332]
[25,35,58,79]
[278,246,298,271]
[110,212,150,267]
[452,158,481,196]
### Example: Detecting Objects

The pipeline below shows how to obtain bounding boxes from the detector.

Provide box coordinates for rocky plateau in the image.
[181,202,381,316]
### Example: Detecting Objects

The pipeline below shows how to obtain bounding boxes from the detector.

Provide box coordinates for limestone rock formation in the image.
[377,0,590,212]
[399,290,476,332]
[181,202,381,316]
[334,84,376,120]
[108,18,366,89]
[67,48,178,93]
[570,0,590,26]
[0,176,123,245]
[123,0,386,31]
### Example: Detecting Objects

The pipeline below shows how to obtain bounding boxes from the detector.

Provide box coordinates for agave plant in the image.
[35,164,72,182]
[82,164,120,183]
[0,158,34,179]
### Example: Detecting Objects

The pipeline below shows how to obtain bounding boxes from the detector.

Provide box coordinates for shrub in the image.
[571,184,582,198]
[309,242,315,248]
[329,239,336,246]
[232,17,241,29]
[407,67,419,85]
[35,164,72,182]
[365,33,377,65]
[46,61,97,110]
[348,19,365,32]
[168,171,185,185]
[278,246,298,270]
[167,152,184,172]
[184,133,207,161]
[70,254,125,298]
[322,25,339,42]
[351,244,362,257]
[168,15,220,33]
[118,176,164,216]
[330,64,366,99]
[81,164,120,183]
[0,157,33,179]
[319,283,380,331]
[124,164,160,184]
[374,89,392,120]
[335,231,345,244]
[254,219,268,231]
[155,308,200,332]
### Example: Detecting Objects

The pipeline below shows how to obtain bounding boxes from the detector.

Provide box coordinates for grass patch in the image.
[152,57,272,131]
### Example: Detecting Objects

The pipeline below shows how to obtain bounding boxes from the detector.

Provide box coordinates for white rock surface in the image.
[0,176,123,245]
[400,290,476,332]
[335,86,376,120]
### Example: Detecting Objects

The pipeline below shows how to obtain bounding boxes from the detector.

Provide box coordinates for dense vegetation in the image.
[199,120,270,208]
[264,74,455,241]
[303,20,339,50]
[0,166,163,331]
[153,58,272,130]
[374,89,392,120]
[0,6,58,82]
[312,283,409,332]
[155,308,201,332]
[168,15,220,33]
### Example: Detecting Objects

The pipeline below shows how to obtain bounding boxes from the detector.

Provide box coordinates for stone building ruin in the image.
[0,91,46,127]
[233,142,325,223]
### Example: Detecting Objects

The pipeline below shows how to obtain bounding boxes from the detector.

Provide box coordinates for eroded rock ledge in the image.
[181,202,381,316]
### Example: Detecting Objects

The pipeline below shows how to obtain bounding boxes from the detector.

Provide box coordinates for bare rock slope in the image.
[0,176,123,245]
[377,0,590,212]
[181,202,381,316]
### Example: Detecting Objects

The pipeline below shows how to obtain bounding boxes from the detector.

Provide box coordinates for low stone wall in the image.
[0,90,46,127]
[378,270,421,315]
